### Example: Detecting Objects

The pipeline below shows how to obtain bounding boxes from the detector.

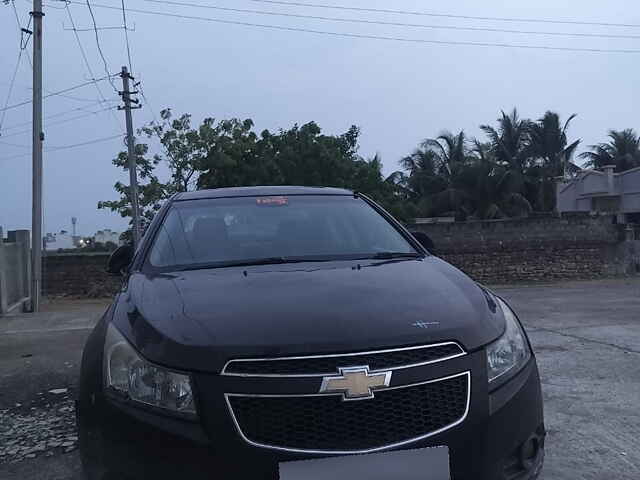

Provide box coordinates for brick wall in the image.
[407,213,629,284]
[43,253,121,297]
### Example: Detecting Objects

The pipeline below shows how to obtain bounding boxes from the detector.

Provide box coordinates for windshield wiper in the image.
[179,256,338,271]
[367,252,424,260]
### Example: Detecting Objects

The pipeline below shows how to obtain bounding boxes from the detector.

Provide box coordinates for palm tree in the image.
[527,111,581,211]
[579,129,640,172]
[480,109,531,172]
[399,147,446,200]
[528,111,581,177]
[460,140,504,219]
[399,140,468,218]
[480,109,534,216]
[423,130,468,178]
[421,131,474,218]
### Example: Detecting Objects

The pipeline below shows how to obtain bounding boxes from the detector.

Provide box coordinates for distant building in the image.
[44,230,78,250]
[93,229,121,246]
[556,166,640,223]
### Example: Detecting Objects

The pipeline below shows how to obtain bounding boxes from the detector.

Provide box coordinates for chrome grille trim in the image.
[221,341,466,377]
[224,371,471,455]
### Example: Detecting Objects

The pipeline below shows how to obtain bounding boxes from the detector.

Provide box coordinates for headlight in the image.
[486,297,531,384]
[104,323,196,416]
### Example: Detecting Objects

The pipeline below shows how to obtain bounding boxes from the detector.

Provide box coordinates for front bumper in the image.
[78,348,545,480]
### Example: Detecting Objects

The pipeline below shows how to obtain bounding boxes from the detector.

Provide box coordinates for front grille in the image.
[227,372,469,453]
[223,343,464,376]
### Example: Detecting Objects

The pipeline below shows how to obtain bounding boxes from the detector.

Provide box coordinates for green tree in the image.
[139,109,205,193]
[424,131,468,178]
[480,109,534,216]
[101,113,408,232]
[399,148,446,199]
[528,112,581,177]
[528,111,581,211]
[97,142,169,242]
[579,129,640,172]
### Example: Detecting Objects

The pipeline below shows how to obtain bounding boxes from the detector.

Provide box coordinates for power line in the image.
[1,100,118,131]
[0,47,25,133]
[244,0,640,29]
[11,0,23,25]
[85,0,119,92]
[0,106,118,138]
[121,0,134,74]
[21,49,104,103]
[144,0,640,40]
[62,24,136,31]
[0,76,114,113]
[0,139,30,149]
[47,133,122,151]
[23,52,103,103]
[65,3,123,127]
[41,0,71,9]
[0,133,123,160]
[1,1,30,133]
[138,83,159,124]
[65,2,640,54]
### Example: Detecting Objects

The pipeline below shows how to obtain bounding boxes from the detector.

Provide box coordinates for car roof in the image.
[173,186,354,201]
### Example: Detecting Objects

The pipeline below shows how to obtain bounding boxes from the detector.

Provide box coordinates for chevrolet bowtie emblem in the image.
[319,366,392,400]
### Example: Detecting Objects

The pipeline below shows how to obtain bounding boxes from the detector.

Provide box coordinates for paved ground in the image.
[497,278,640,480]
[0,279,638,479]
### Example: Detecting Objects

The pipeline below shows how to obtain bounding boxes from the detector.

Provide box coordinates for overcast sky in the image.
[1,0,639,237]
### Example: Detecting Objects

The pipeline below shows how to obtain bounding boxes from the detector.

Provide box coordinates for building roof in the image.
[174,186,353,201]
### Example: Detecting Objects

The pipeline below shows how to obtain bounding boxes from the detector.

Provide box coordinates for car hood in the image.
[113,257,505,373]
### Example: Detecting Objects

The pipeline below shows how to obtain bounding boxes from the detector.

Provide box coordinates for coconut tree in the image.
[480,109,534,216]
[480,109,532,174]
[528,111,581,177]
[399,147,447,200]
[423,130,468,178]
[579,129,640,172]
[399,135,472,219]
[420,131,473,219]
[528,111,581,211]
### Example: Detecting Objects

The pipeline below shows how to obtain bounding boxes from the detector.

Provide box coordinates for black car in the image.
[77,186,545,480]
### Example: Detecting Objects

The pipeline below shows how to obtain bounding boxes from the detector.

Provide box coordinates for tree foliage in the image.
[99,113,405,239]
[579,129,640,172]
[395,108,583,220]
[100,107,637,237]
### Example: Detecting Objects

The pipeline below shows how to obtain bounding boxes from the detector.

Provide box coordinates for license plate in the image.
[278,446,450,480]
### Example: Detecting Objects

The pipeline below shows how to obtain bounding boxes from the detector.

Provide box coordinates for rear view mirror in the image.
[410,231,435,252]
[106,245,134,276]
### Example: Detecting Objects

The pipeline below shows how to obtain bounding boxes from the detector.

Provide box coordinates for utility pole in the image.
[30,0,44,312]
[119,66,142,247]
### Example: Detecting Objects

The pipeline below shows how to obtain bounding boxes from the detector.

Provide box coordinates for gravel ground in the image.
[0,388,78,464]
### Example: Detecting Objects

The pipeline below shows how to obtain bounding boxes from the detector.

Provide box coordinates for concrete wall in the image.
[43,252,121,298]
[582,172,608,195]
[407,214,636,284]
[558,166,640,218]
[36,215,638,298]
[621,168,640,212]
[0,230,31,314]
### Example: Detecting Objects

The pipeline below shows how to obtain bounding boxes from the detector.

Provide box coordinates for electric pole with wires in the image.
[118,66,142,247]
[30,0,44,312]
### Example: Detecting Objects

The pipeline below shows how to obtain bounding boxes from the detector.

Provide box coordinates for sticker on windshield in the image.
[256,196,288,206]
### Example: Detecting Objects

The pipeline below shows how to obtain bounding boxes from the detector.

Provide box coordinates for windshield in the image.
[147,195,418,270]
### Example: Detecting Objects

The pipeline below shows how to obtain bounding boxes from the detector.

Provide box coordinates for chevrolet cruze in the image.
[77,186,545,480]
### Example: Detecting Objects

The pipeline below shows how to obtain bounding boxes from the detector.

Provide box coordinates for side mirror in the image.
[106,245,134,276]
[410,231,435,252]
